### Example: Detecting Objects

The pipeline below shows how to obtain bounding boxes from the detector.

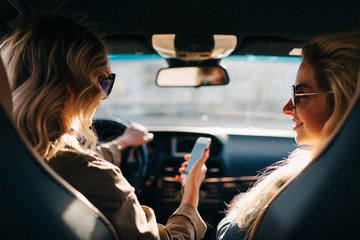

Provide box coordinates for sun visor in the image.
[152,34,237,61]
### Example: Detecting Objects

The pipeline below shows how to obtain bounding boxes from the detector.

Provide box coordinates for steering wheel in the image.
[92,119,149,191]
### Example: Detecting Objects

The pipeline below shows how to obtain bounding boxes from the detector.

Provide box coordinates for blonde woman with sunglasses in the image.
[1,14,208,240]
[216,31,360,240]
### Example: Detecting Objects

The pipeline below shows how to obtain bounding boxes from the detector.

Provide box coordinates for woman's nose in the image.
[283,99,295,115]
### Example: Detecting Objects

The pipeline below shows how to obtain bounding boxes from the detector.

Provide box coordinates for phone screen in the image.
[184,137,211,175]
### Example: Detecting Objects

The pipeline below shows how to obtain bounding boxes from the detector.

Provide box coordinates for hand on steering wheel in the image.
[115,122,153,149]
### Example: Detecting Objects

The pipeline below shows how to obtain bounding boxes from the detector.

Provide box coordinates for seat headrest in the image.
[0,57,12,116]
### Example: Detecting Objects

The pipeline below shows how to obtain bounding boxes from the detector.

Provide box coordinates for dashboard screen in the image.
[171,136,198,156]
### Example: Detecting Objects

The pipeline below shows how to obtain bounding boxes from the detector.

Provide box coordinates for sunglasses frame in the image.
[291,85,334,107]
[98,73,116,96]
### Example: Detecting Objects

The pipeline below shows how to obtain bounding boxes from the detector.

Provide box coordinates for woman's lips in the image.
[293,121,303,131]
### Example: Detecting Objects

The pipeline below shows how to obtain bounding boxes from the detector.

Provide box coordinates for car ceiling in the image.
[1,0,360,56]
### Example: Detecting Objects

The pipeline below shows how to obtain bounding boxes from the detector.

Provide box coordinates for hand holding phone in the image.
[177,137,210,208]
[182,137,211,177]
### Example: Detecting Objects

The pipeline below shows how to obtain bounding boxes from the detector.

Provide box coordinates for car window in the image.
[95,54,301,131]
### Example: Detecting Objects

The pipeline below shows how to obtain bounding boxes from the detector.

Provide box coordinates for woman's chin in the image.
[295,132,309,145]
[295,134,319,146]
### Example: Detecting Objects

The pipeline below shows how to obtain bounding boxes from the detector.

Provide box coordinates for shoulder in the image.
[49,148,116,171]
[217,217,246,240]
[48,149,134,201]
[48,149,92,167]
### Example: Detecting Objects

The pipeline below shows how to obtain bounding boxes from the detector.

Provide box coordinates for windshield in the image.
[95,55,301,130]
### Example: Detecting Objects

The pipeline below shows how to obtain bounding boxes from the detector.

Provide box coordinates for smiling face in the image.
[283,60,334,145]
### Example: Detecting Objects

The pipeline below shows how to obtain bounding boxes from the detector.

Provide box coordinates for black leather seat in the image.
[0,59,118,239]
[251,87,360,239]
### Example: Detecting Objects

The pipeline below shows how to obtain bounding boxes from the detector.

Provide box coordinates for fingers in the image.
[175,175,183,184]
[129,122,152,141]
[196,147,209,165]
[177,161,187,177]
[181,161,188,168]
[121,123,153,147]
[145,132,154,142]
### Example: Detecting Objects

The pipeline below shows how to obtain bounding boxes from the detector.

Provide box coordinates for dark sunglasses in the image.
[98,73,116,96]
[291,85,334,107]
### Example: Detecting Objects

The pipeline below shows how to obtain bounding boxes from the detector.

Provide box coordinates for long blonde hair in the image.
[1,14,110,159]
[229,31,360,237]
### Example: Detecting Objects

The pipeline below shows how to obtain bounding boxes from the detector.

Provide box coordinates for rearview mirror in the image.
[156,66,229,87]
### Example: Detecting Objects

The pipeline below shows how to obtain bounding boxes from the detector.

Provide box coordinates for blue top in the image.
[216,216,247,240]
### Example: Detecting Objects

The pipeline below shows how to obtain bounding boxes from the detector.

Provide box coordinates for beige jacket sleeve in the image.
[96,140,122,166]
[162,204,207,240]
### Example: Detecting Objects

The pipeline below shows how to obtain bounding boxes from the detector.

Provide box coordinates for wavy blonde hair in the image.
[1,14,110,160]
[228,31,360,238]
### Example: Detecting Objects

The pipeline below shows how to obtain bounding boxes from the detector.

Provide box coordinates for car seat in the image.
[0,58,119,239]
[250,82,360,239]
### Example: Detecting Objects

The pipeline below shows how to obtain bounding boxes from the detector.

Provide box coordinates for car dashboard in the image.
[135,125,297,227]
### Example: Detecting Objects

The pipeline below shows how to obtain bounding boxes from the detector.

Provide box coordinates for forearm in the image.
[180,185,200,208]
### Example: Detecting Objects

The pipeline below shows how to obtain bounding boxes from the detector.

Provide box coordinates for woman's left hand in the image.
[115,122,153,148]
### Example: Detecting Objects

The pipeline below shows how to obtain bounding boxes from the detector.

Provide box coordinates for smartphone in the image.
[183,137,211,175]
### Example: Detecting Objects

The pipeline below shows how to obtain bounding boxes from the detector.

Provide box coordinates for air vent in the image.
[161,159,183,176]
[161,159,224,178]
